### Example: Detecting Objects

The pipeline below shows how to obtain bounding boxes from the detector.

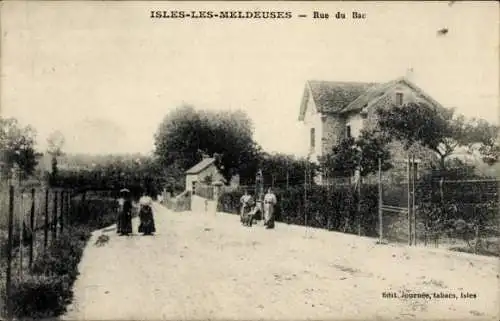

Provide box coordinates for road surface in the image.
[63,203,499,320]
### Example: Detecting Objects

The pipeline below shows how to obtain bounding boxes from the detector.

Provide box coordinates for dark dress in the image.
[138,205,156,235]
[117,199,133,235]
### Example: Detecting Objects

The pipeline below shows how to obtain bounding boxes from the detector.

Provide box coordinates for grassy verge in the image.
[9,225,91,319]
[2,195,118,320]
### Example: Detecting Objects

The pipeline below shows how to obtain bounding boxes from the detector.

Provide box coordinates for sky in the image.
[1,1,499,156]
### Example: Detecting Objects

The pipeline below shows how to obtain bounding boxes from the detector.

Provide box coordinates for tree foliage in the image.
[258,152,316,187]
[377,103,499,168]
[51,154,165,196]
[0,117,42,178]
[320,129,392,178]
[153,105,259,182]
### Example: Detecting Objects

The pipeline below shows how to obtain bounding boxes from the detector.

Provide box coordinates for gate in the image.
[378,155,419,245]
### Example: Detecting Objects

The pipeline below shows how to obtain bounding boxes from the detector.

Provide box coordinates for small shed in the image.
[185,157,226,193]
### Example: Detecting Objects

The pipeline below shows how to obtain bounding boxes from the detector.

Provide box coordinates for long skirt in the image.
[118,212,132,235]
[138,206,156,235]
[263,203,275,229]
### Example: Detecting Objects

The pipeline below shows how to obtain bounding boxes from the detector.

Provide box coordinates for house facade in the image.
[184,157,226,193]
[298,76,442,183]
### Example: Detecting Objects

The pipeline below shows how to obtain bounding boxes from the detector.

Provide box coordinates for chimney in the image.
[405,67,415,82]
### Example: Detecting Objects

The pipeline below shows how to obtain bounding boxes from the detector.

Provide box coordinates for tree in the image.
[464,118,500,166]
[0,117,41,179]
[259,152,315,187]
[154,105,260,182]
[320,128,392,179]
[47,130,65,181]
[377,103,499,169]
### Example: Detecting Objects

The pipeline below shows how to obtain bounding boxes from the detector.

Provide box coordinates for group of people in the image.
[240,187,277,228]
[116,188,156,236]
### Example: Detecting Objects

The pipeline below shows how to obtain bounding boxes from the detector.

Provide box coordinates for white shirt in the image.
[264,193,277,205]
[139,196,153,206]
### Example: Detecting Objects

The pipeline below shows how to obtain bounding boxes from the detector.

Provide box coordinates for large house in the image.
[298,76,443,182]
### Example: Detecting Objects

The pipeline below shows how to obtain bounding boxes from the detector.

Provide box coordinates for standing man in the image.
[263,188,277,229]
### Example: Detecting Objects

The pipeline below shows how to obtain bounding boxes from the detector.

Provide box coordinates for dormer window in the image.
[396,92,404,105]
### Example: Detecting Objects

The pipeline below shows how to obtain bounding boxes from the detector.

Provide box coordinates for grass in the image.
[1,194,119,320]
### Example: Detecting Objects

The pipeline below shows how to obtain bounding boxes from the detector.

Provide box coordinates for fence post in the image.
[357,176,362,237]
[412,155,417,246]
[378,158,383,243]
[19,193,24,280]
[407,155,412,246]
[6,185,15,320]
[67,191,71,226]
[304,160,308,235]
[44,189,49,250]
[52,191,58,240]
[29,188,35,269]
[60,190,64,234]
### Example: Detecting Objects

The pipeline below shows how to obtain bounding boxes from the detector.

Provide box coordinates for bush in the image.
[32,226,90,281]
[10,225,92,319]
[10,274,72,319]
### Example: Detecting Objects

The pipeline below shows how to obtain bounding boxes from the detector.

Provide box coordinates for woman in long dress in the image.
[138,192,156,235]
[117,189,133,235]
[263,188,277,229]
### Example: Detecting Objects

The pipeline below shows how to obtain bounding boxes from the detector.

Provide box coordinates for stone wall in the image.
[321,115,346,156]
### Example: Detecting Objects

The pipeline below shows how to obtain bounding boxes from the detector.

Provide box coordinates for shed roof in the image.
[185,158,216,175]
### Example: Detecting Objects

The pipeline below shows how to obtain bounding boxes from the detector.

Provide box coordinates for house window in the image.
[310,128,315,148]
[345,125,352,138]
[192,181,197,194]
[396,92,404,105]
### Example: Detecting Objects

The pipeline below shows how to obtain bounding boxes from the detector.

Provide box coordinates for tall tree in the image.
[0,117,41,179]
[154,105,260,182]
[377,103,499,169]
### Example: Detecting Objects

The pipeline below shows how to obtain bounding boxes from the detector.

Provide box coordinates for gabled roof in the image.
[298,80,379,120]
[185,158,216,174]
[298,77,445,120]
[341,77,445,114]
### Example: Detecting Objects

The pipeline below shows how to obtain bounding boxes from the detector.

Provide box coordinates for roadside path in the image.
[63,203,499,320]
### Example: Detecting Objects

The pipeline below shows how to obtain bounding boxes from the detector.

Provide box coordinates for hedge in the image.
[9,225,92,319]
[217,184,381,237]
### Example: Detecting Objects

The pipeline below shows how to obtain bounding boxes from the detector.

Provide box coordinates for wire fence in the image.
[191,160,499,256]
[0,184,76,319]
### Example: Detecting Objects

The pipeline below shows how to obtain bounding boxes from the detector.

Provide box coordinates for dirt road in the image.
[63,204,499,320]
